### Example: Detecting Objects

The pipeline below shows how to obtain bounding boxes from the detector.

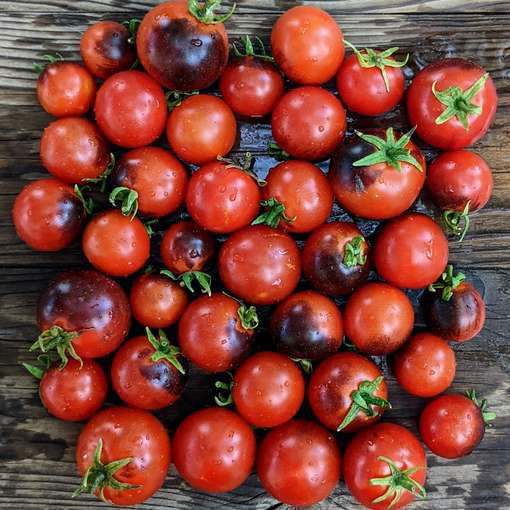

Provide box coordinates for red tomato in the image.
[186,161,260,233]
[167,94,237,165]
[75,407,171,505]
[257,419,341,506]
[173,408,256,492]
[13,178,86,252]
[308,352,389,433]
[40,117,110,184]
[393,332,456,397]
[232,352,305,428]
[407,58,497,149]
[302,221,370,296]
[219,225,301,305]
[344,282,414,355]
[95,70,167,148]
[272,87,346,161]
[344,423,427,510]
[374,213,449,289]
[271,6,344,85]
[82,209,150,277]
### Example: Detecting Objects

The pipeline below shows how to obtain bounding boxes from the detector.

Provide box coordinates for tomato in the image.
[255,160,333,233]
[344,423,427,510]
[178,293,256,373]
[308,352,389,433]
[271,6,344,85]
[111,146,188,218]
[137,0,233,91]
[232,352,305,428]
[40,117,110,185]
[75,407,171,505]
[344,283,414,355]
[36,61,96,118]
[80,21,136,79]
[392,332,456,398]
[272,86,346,161]
[302,221,370,296]
[36,269,131,360]
[407,58,497,149]
[130,272,188,328]
[186,161,260,233]
[374,213,449,289]
[328,128,426,219]
[13,178,86,252]
[167,94,237,165]
[270,290,343,361]
[111,330,187,410]
[95,70,167,148]
[219,225,301,305]
[257,419,341,506]
[173,408,256,493]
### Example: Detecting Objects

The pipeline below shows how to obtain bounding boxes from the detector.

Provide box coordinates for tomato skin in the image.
[271,6,344,85]
[407,58,497,149]
[374,213,449,289]
[272,87,346,161]
[257,419,341,506]
[186,162,260,233]
[219,225,301,305]
[40,117,110,184]
[82,210,150,278]
[76,407,171,505]
[95,70,167,148]
[344,423,426,510]
[173,408,256,493]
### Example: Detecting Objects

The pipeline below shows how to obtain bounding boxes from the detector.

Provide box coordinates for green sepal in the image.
[232,35,274,62]
[290,357,313,375]
[74,185,96,215]
[214,372,234,406]
[217,152,266,186]
[109,187,139,219]
[466,389,496,425]
[268,141,289,162]
[252,198,296,229]
[237,304,259,330]
[82,153,116,193]
[166,90,199,111]
[343,236,367,268]
[143,219,158,238]
[441,201,471,242]
[22,354,52,380]
[145,328,185,375]
[122,18,141,45]
[427,264,465,302]
[160,269,212,296]
[188,0,236,24]
[30,326,81,369]
[34,53,63,75]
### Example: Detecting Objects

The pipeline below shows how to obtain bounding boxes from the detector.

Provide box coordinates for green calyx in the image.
[30,326,81,369]
[233,35,274,62]
[214,372,234,406]
[238,304,259,330]
[74,185,95,215]
[353,127,423,172]
[337,376,391,432]
[370,456,426,509]
[432,73,489,130]
[22,354,51,380]
[252,198,296,229]
[290,357,313,375]
[145,327,185,375]
[268,141,289,162]
[441,201,471,242]
[218,153,266,186]
[143,219,158,238]
[427,264,465,302]
[161,269,212,296]
[34,53,63,75]
[343,236,367,268]
[188,0,236,24]
[72,438,139,503]
[122,18,140,45]
[466,389,496,425]
[344,40,409,93]
[83,153,116,193]
[109,187,139,219]
[166,90,199,111]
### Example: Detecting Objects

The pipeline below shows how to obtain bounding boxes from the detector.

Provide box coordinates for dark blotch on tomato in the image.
[97,26,132,62]
[140,360,188,395]
[223,318,253,368]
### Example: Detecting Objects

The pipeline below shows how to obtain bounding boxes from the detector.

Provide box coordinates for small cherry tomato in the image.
[374,213,449,289]
[272,86,346,161]
[219,225,301,305]
[344,282,414,355]
[257,419,341,506]
[173,407,256,493]
[302,221,370,296]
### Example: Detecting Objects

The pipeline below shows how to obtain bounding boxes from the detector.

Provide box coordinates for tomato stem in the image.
[466,389,496,425]
[145,328,186,375]
[441,201,471,242]
[232,35,274,62]
[122,18,141,46]
[427,264,465,301]
[268,141,289,161]
[188,0,236,25]
[30,326,81,369]
[252,198,296,229]
[343,236,367,268]
[161,269,212,296]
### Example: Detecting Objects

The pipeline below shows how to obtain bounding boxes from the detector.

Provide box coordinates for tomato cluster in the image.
[16,2,498,508]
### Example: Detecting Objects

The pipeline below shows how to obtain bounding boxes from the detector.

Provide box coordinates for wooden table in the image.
[1,1,509,509]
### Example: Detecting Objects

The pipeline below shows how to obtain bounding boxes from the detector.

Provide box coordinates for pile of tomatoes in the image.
[14,2,498,508]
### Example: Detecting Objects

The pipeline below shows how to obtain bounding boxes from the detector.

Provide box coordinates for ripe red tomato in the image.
[232,352,305,428]
[344,282,414,355]
[329,128,426,219]
[272,87,346,161]
[95,70,167,148]
[374,213,449,289]
[167,94,237,165]
[407,58,497,149]
[344,423,427,510]
[302,221,370,296]
[40,117,110,184]
[75,407,171,505]
[186,161,260,233]
[219,225,301,305]
[13,178,86,252]
[82,209,150,277]
[271,6,344,85]
[257,419,341,506]
[393,332,456,397]
[308,352,389,433]
[173,408,256,493]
